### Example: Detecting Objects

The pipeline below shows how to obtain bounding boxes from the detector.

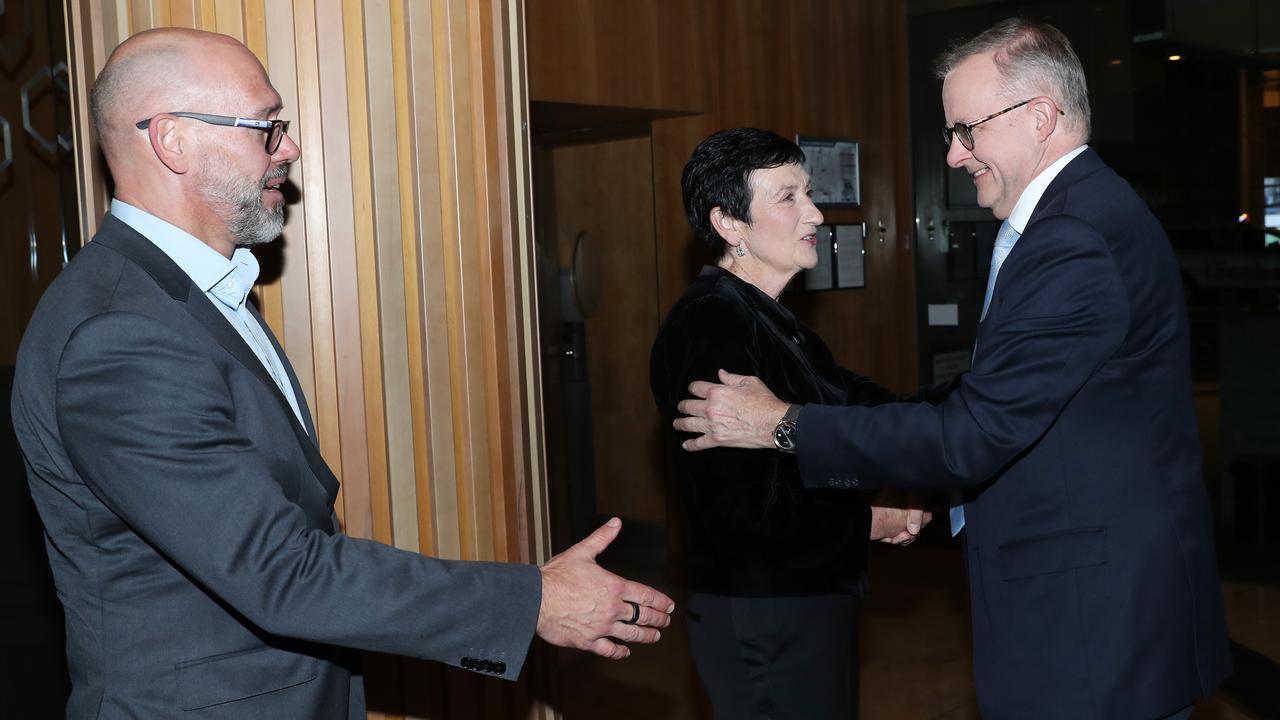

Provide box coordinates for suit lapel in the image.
[93,215,340,504]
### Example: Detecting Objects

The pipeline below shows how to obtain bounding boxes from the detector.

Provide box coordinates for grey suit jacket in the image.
[10,215,540,719]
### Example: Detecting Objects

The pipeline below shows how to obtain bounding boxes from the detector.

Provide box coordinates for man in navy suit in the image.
[11,27,672,718]
[674,18,1230,720]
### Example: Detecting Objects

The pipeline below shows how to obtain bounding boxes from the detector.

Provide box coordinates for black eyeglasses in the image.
[942,98,1063,151]
[135,112,291,154]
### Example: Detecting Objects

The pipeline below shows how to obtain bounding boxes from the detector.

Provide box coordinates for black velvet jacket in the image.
[651,266,898,597]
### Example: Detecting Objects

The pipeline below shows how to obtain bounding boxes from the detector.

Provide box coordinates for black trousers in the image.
[686,591,860,720]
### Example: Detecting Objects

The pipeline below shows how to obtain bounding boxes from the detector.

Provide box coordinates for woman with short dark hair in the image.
[650,128,932,719]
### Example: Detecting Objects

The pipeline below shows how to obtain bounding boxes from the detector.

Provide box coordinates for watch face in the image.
[773,421,797,452]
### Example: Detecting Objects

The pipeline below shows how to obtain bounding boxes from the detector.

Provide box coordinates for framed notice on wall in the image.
[796,136,860,207]
[803,224,865,290]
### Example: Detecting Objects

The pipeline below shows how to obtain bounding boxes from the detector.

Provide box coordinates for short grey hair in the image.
[934,18,1091,141]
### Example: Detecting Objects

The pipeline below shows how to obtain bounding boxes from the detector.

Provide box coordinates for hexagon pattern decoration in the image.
[22,62,73,157]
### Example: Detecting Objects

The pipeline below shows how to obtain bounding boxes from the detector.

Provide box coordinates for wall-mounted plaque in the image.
[796,136,860,207]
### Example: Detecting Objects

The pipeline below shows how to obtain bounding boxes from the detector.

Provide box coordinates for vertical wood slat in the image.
[311,0,371,540]
[340,0,393,546]
[415,0,465,563]
[261,2,319,417]
[389,0,435,558]
[290,1,346,522]
[403,0,456,562]
[430,0,479,562]
[363,0,419,553]
[64,1,109,244]
[239,0,284,337]
[64,1,551,717]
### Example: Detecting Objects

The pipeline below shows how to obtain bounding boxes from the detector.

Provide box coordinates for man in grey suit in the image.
[10,27,673,719]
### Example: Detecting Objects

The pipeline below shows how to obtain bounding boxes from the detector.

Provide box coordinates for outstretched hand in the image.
[673,369,789,451]
[537,518,675,659]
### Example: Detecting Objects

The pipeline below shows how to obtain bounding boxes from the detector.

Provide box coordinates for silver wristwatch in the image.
[772,404,801,454]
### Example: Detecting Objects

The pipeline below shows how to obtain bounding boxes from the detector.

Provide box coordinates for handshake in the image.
[869,493,934,546]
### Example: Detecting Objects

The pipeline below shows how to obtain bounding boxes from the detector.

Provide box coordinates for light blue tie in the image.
[952,220,1021,536]
[981,220,1020,321]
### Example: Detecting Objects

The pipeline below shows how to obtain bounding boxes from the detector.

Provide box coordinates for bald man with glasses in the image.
[11,27,672,719]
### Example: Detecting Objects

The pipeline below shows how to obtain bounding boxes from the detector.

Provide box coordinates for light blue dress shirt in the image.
[110,199,308,433]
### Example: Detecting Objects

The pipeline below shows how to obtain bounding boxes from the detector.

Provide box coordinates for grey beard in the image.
[198,160,289,247]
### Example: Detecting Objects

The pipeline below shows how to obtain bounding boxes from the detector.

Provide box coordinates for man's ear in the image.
[1030,97,1060,143]
[148,115,190,174]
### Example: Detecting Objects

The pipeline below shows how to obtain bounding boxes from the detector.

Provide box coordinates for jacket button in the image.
[494,661,507,674]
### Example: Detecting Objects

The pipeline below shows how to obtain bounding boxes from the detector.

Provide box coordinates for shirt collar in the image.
[110,199,260,310]
[1006,144,1089,234]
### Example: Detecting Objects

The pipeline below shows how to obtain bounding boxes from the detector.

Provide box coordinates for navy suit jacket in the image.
[10,215,540,718]
[797,149,1231,719]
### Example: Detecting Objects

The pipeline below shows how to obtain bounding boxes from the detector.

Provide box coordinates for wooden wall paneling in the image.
[305,0,370,538]
[164,0,196,29]
[242,0,268,73]
[525,0,594,104]
[503,0,553,570]
[102,1,129,58]
[469,0,520,565]
[433,0,494,564]
[212,0,242,34]
[389,0,437,559]
[64,1,112,241]
[129,1,161,29]
[708,0,918,392]
[884,0,919,392]
[772,0,896,389]
[415,0,468,563]
[403,0,458,562]
[525,0,712,113]
[466,0,510,565]
[364,0,421,555]
[289,2,347,526]
[337,0,392,546]
[262,1,321,428]
[456,0,500,565]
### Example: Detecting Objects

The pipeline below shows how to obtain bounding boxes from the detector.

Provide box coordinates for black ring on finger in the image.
[620,600,640,625]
